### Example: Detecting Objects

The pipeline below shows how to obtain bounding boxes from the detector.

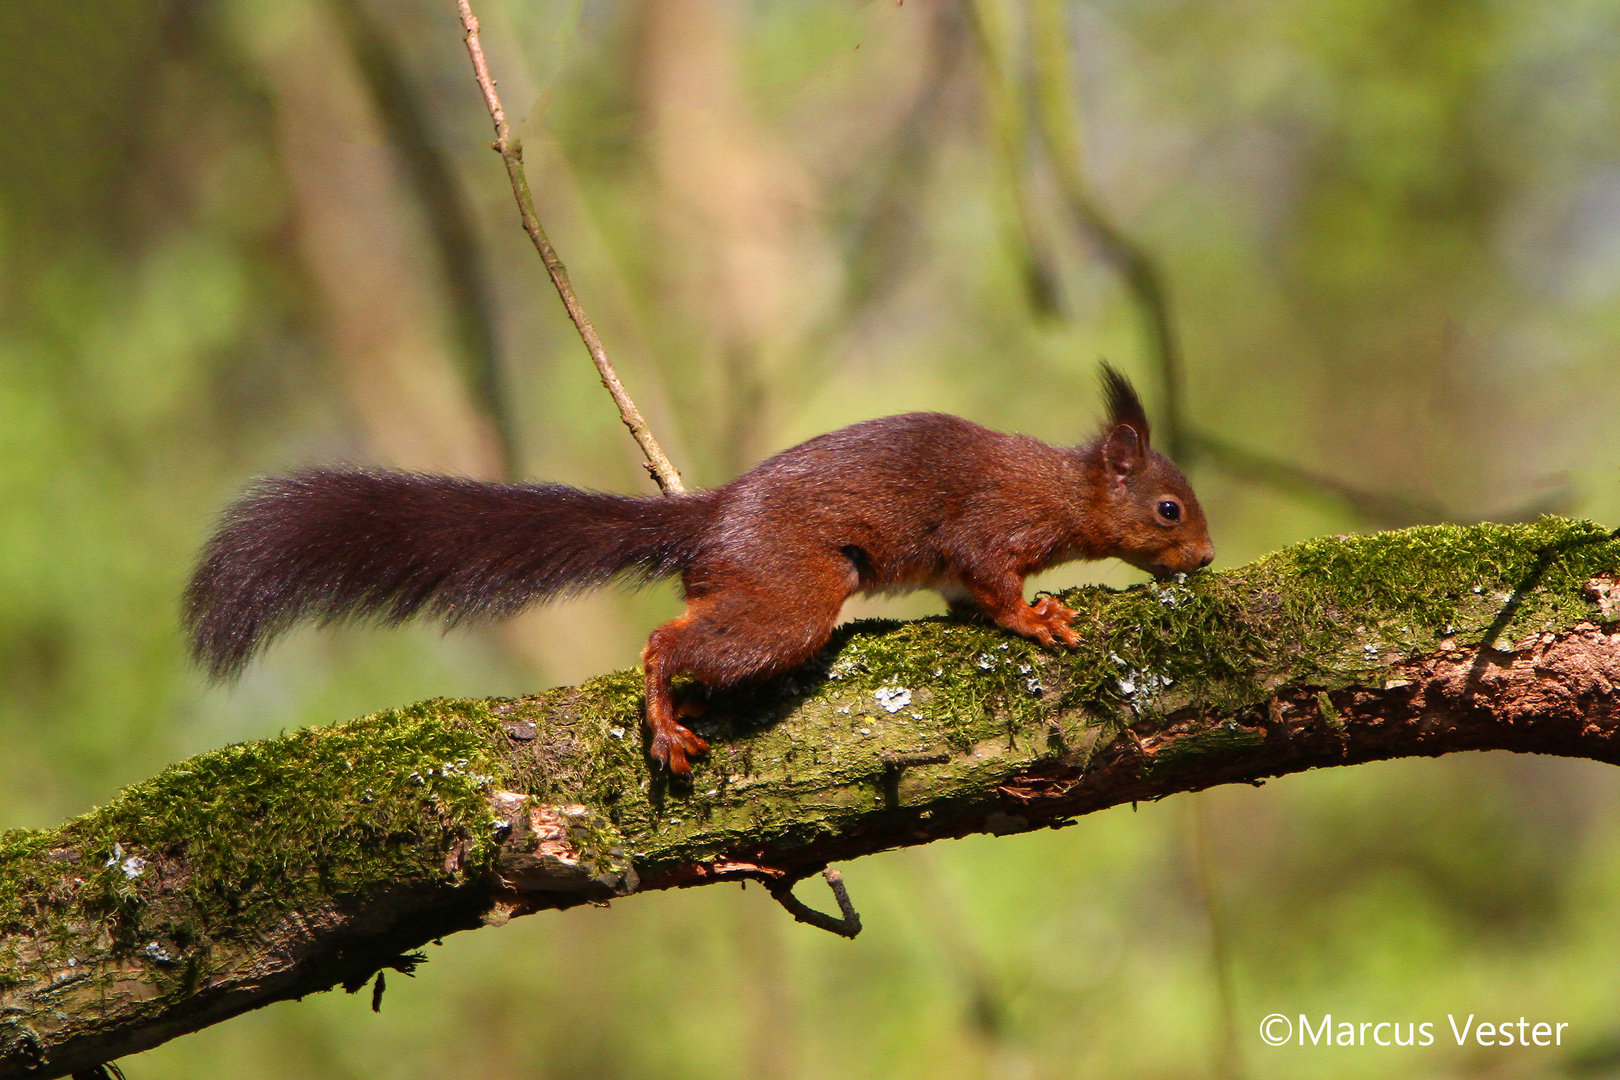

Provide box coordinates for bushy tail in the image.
[184,468,716,679]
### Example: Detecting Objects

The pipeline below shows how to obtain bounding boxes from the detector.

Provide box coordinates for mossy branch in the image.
[3,519,1618,1078]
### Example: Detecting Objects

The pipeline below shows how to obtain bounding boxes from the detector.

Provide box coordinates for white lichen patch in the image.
[873,687,913,713]
[827,653,867,680]
[1152,581,1193,608]
[104,843,147,880]
[1108,652,1173,706]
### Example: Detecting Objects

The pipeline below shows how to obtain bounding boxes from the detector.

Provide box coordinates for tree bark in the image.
[1,519,1616,1078]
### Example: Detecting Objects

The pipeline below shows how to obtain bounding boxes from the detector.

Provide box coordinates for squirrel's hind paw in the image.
[652,722,710,776]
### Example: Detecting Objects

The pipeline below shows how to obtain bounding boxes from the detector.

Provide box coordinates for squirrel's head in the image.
[1090,365,1214,578]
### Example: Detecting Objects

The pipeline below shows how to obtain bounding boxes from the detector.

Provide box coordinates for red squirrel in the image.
[185,366,1212,775]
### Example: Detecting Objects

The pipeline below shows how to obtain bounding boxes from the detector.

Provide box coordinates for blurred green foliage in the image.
[1,0,1618,1077]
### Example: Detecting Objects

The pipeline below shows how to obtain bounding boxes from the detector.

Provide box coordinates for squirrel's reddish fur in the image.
[185,366,1213,775]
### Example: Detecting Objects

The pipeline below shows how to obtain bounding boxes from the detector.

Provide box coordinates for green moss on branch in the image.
[0,518,1615,1078]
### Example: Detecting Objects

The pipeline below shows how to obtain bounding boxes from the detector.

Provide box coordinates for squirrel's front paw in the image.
[651,722,710,776]
[1030,597,1081,649]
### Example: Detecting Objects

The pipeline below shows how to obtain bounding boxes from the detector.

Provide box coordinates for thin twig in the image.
[769,867,862,938]
[455,0,685,494]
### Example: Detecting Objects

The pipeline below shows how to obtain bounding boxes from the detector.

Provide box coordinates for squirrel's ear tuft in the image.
[1099,363,1151,448]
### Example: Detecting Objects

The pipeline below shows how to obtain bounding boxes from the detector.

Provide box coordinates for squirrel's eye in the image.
[1156,500,1182,523]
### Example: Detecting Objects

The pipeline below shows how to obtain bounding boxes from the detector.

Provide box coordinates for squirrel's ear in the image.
[1099,363,1151,449]
[1102,423,1144,486]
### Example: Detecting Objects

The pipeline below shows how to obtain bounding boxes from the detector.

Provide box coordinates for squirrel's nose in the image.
[1196,545,1215,569]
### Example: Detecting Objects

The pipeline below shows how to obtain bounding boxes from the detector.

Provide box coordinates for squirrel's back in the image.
[184,469,717,678]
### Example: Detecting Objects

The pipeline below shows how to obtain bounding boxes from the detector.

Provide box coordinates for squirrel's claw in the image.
[987,594,1082,650]
[652,722,709,776]
[1030,597,1082,649]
